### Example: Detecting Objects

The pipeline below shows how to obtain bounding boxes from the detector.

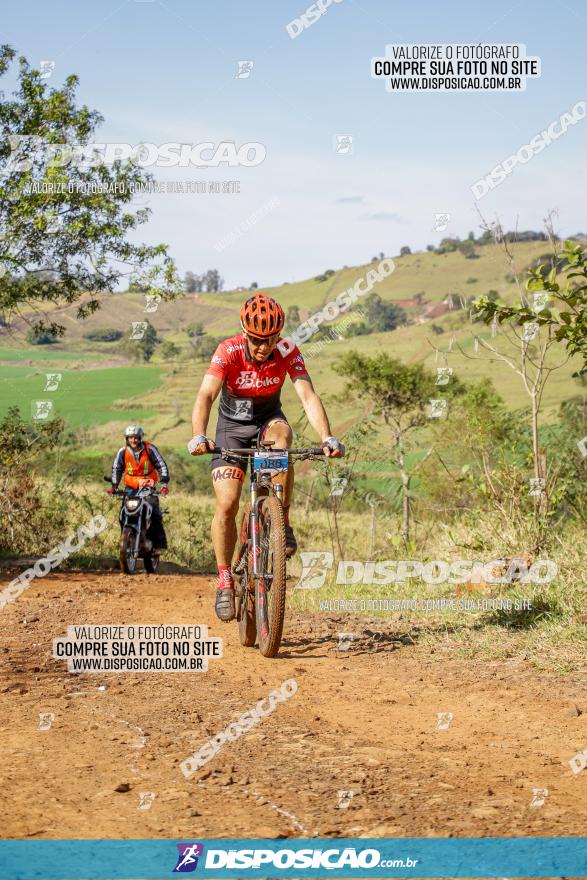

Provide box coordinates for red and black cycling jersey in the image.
[206,334,309,422]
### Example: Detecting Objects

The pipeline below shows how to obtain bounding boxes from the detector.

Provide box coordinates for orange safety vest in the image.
[123,442,159,489]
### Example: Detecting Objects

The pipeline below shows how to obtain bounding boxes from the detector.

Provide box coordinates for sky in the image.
[3,0,587,289]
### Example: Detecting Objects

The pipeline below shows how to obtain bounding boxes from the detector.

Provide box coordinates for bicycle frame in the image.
[212,441,325,578]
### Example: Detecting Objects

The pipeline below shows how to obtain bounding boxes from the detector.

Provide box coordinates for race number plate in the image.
[252,451,289,473]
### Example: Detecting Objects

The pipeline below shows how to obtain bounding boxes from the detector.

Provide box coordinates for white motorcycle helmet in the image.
[125,425,145,442]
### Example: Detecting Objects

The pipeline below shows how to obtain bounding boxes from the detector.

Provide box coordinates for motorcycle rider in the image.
[108,426,169,554]
[187,293,345,622]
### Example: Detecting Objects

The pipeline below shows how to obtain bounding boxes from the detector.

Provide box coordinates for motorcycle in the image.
[104,476,164,574]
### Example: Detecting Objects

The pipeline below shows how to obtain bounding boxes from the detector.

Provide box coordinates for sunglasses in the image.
[246,332,280,346]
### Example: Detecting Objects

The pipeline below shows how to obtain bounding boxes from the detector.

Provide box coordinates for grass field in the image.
[0,346,94,363]
[0,365,163,427]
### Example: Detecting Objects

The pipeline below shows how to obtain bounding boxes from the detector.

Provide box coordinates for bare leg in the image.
[211,465,245,567]
[262,420,294,508]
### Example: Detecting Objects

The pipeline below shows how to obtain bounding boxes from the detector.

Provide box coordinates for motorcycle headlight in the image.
[125,498,140,511]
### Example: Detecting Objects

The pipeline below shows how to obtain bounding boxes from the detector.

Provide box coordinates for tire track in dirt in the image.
[0,571,585,839]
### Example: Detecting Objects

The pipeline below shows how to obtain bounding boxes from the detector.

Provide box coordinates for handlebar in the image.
[107,489,161,497]
[210,447,326,459]
[102,476,164,496]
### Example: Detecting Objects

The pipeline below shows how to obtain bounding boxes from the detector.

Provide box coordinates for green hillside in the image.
[0,238,581,447]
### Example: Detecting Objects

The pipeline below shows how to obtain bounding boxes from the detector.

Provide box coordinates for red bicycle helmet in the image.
[240,293,285,338]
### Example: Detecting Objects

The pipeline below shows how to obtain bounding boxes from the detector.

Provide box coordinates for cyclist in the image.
[187,293,344,622]
[109,426,169,554]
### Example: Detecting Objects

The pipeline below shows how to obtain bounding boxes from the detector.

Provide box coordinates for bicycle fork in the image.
[250,482,283,578]
[250,492,262,578]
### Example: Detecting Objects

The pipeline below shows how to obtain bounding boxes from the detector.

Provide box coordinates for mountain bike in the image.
[211,441,325,658]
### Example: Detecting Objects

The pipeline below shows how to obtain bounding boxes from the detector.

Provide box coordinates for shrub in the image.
[26,327,58,345]
[84,328,123,342]
[0,407,67,554]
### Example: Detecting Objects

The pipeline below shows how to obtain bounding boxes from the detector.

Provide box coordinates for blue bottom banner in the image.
[0,837,585,879]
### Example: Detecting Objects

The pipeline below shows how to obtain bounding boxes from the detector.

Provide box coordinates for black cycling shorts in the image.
[210,409,289,474]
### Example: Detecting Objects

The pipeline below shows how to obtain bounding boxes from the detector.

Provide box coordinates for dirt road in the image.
[0,571,585,839]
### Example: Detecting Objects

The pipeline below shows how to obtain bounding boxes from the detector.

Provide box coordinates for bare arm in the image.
[292,376,333,442]
[191,374,223,438]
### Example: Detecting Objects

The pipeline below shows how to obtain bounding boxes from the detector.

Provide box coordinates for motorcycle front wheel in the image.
[120,526,138,574]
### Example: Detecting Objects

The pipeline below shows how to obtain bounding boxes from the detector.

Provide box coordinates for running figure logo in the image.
[173,843,205,873]
[297,551,334,589]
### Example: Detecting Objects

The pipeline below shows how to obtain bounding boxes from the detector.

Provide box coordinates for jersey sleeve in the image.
[147,443,169,484]
[205,341,229,380]
[285,345,310,381]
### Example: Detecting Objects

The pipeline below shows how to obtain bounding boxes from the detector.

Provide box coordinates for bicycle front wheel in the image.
[237,504,257,648]
[255,495,287,658]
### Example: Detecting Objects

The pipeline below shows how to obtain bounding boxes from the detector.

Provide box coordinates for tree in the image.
[186,321,204,338]
[458,239,478,259]
[250,282,258,290]
[189,334,221,360]
[414,291,425,307]
[338,352,441,542]
[426,245,435,252]
[160,339,180,361]
[184,271,198,293]
[436,237,460,254]
[469,216,578,524]
[430,323,445,335]
[0,46,181,338]
[184,271,203,293]
[203,269,223,292]
[364,293,407,332]
[400,246,411,256]
[123,320,159,362]
[518,239,586,370]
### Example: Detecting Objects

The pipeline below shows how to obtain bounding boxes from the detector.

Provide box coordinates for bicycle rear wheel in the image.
[237,504,257,647]
[255,495,286,658]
